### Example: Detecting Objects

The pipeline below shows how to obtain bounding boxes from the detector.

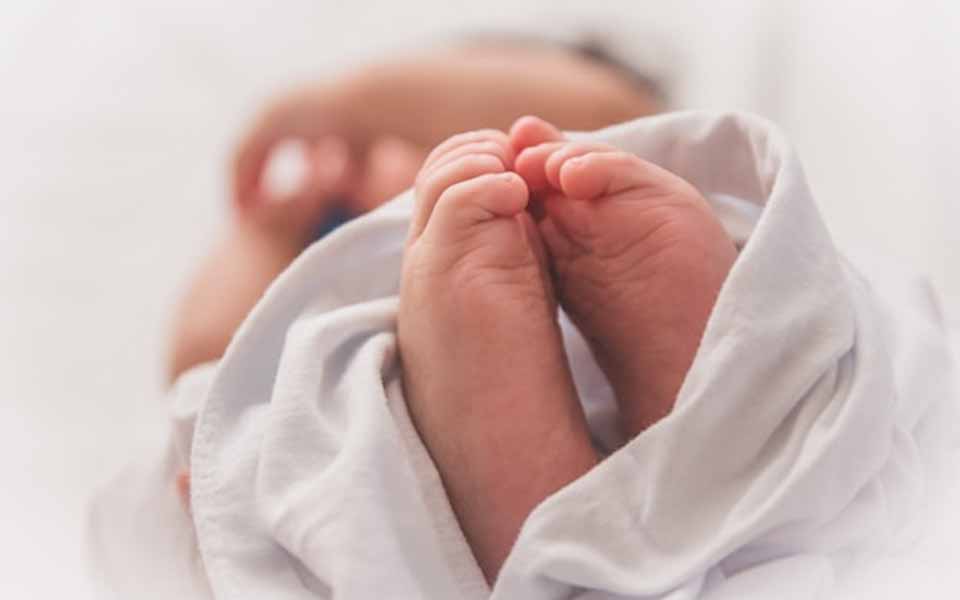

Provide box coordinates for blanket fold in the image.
[96,111,958,599]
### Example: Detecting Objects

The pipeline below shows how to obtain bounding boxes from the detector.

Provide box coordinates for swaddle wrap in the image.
[92,111,960,599]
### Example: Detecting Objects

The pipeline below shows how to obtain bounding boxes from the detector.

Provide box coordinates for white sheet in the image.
[91,111,960,598]
[11,3,960,596]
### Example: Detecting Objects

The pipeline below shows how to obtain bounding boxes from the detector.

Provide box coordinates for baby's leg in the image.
[398,130,598,582]
[512,116,737,437]
[167,218,309,381]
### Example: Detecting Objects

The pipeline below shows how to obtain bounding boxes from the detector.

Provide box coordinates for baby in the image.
[164,38,734,586]
[94,33,960,600]
[167,36,660,378]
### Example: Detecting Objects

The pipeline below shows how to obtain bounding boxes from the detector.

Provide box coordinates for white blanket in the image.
[90,111,960,599]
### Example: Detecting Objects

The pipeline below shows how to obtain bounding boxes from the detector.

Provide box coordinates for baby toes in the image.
[408,130,526,244]
[509,115,564,155]
[421,129,513,172]
[424,171,529,244]
[410,155,502,235]
[555,150,690,202]
[516,141,618,192]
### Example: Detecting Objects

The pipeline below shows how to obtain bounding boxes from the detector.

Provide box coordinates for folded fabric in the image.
[90,111,960,599]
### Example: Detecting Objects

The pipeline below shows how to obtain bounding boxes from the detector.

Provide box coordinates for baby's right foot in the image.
[511,117,737,438]
[398,130,597,582]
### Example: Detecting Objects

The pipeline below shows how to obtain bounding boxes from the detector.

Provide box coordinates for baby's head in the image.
[431,33,664,131]
[354,35,663,209]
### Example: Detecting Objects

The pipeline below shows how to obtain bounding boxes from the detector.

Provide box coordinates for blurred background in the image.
[2,0,960,596]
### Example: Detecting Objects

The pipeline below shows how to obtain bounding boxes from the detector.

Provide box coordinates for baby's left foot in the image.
[512,117,737,438]
[398,130,597,581]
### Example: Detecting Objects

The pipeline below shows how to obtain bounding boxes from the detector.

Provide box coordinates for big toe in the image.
[509,115,564,153]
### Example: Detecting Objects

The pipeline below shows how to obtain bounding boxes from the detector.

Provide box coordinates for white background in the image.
[2,1,959,596]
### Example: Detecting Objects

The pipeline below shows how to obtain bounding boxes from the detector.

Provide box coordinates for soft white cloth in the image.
[90,111,960,599]
[87,364,215,599]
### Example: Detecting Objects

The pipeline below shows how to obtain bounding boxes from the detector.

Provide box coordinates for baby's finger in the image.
[176,469,191,513]
[409,153,506,241]
[292,138,356,216]
[232,120,282,211]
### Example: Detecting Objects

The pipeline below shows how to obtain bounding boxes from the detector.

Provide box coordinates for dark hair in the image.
[564,36,667,107]
[453,31,667,108]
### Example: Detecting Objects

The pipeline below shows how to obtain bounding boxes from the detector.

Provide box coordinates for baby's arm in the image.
[233,44,658,211]
[167,219,305,382]
[169,44,660,382]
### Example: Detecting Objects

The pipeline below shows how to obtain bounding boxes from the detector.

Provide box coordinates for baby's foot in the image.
[398,130,597,581]
[511,117,737,438]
